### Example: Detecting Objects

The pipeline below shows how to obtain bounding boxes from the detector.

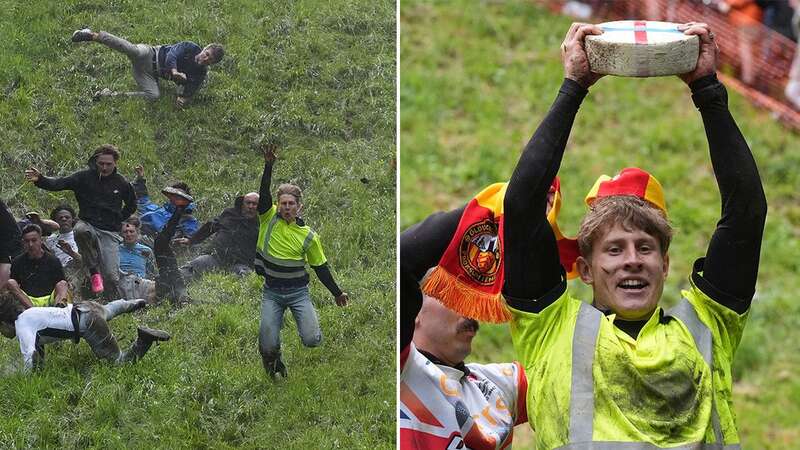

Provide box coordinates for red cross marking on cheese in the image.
[634,20,647,44]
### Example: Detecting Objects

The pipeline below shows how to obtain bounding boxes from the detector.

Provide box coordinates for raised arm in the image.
[502,24,598,309]
[121,182,137,222]
[679,24,767,313]
[257,144,277,215]
[26,167,79,192]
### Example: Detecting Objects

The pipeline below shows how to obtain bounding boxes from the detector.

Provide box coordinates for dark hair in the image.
[93,144,120,161]
[21,223,42,236]
[171,182,192,196]
[50,204,77,221]
[205,43,225,63]
[124,215,141,228]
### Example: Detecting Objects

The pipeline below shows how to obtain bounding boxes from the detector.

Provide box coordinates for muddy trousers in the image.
[74,300,152,363]
[73,220,121,300]
[96,31,160,100]
[153,209,187,302]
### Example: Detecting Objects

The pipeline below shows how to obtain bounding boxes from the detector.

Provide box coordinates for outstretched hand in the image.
[335,292,349,307]
[24,167,41,183]
[262,143,278,163]
[677,22,719,85]
[561,22,605,89]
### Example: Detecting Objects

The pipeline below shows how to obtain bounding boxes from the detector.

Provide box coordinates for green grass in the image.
[0,0,395,448]
[401,1,800,448]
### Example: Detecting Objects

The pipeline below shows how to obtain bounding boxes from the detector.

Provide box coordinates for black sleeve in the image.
[51,257,66,283]
[132,176,149,198]
[400,264,422,351]
[503,79,588,312]
[0,199,21,263]
[399,206,464,282]
[311,263,343,297]
[257,160,274,214]
[35,172,79,192]
[189,219,218,245]
[154,206,184,256]
[399,206,464,351]
[688,74,767,314]
[121,182,138,221]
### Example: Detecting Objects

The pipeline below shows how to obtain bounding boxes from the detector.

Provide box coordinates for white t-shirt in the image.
[46,231,78,266]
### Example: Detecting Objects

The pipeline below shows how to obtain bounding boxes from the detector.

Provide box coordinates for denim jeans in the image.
[258,284,321,358]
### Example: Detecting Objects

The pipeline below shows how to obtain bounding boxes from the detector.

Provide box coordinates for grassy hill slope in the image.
[401,1,799,448]
[0,1,395,448]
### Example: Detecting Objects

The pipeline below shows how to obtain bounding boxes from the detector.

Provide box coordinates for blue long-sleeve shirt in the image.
[157,42,208,97]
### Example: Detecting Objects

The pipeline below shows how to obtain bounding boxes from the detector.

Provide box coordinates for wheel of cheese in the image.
[585,21,699,77]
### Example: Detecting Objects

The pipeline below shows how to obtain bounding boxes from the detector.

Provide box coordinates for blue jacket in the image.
[137,195,198,238]
[156,42,208,97]
[133,176,198,238]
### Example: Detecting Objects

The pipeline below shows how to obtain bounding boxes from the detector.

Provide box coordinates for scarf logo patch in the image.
[459,219,500,286]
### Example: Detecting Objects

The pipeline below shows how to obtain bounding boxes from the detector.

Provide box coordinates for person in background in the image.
[176,193,260,282]
[71,28,224,107]
[132,164,198,240]
[46,205,83,296]
[8,224,68,308]
[118,217,157,303]
[25,144,137,299]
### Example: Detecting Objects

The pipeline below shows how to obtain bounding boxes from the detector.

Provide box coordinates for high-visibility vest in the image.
[255,205,326,281]
[509,278,747,449]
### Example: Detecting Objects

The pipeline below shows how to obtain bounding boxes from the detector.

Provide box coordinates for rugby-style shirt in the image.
[399,343,528,449]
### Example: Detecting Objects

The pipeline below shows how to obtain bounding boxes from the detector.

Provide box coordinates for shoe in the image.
[137,326,170,343]
[274,358,288,378]
[90,273,104,294]
[93,88,113,100]
[71,28,94,42]
[131,299,147,312]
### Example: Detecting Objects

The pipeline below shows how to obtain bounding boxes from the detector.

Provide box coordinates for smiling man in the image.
[501,23,767,448]
[71,28,224,107]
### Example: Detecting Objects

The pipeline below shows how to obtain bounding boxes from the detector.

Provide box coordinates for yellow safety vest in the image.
[509,276,747,449]
[255,205,326,280]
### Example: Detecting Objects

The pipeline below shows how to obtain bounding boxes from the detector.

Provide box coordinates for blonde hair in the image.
[577,196,672,258]
[277,183,302,202]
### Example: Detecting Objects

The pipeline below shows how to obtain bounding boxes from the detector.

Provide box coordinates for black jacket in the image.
[0,199,22,263]
[189,196,258,267]
[34,154,137,232]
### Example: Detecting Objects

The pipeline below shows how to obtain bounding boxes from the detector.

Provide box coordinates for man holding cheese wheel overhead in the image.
[501,21,766,448]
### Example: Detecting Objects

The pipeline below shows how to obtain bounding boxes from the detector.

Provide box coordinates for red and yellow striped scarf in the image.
[422,180,579,323]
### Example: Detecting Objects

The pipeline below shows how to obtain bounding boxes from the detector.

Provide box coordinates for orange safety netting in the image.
[546,0,800,131]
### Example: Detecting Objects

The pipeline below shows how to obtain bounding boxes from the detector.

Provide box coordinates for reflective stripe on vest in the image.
[256,213,316,277]
[561,300,731,449]
[556,443,741,450]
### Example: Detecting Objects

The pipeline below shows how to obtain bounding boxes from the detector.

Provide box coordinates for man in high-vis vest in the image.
[254,144,349,379]
[502,23,766,448]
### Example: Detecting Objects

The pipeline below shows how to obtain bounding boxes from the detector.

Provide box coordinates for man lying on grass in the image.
[71,28,224,108]
[500,22,766,448]
[0,296,169,371]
